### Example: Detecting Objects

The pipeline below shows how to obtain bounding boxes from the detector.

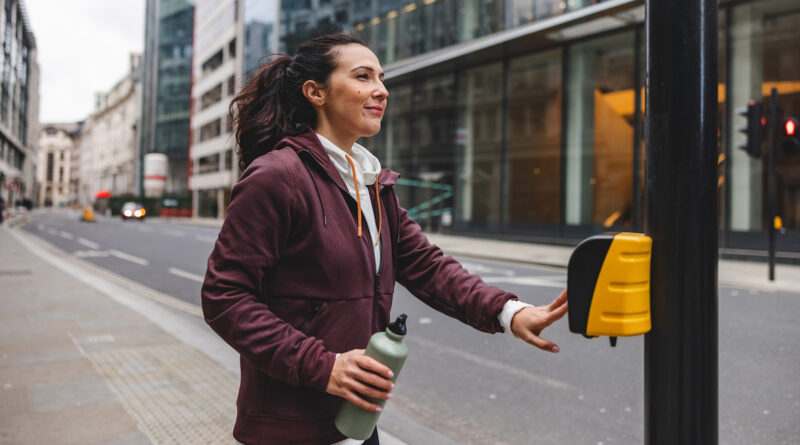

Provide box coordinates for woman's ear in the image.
[302,80,326,107]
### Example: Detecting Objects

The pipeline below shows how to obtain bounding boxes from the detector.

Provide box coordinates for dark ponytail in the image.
[230,33,367,171]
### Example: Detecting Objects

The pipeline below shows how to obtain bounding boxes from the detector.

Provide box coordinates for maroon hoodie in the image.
[202,130,517,444]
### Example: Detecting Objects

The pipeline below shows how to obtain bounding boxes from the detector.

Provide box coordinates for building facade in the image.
[0,0,38,210]
[37,123,79,207]
[140,0,195,196]
[78,54,142,203]
[190,0,800,255]
[312,0,798,255]
[189,0,278,218]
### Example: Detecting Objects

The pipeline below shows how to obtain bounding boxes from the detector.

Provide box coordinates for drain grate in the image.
[84,343,239,444]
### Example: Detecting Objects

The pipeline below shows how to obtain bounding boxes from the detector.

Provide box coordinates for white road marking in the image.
[74,250,110,258]
[195,235,217,243]
[162,229,185,237]
[109,249,149,266]
[168,267,204,283]
[482,275,565,288]
[136,226,155,233]
[45,227,59,236]
[419,318,432,324]
[77,238,100,249]
[459,261,515,277]
[37,224,45,231]
[59,231,75,240]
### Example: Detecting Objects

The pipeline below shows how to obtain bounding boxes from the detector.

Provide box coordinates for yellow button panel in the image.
[568,232,652,338]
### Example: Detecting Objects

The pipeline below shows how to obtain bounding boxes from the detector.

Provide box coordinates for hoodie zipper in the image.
[299,302,321,332]
[370,184,386,333]
[299,148,389,332]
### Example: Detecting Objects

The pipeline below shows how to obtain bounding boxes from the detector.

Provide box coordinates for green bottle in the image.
[335,314,409,440]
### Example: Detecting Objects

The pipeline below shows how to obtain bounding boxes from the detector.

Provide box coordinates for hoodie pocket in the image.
[298,301,323,333]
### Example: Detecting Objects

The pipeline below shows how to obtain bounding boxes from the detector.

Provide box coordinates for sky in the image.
[24,0,146,123]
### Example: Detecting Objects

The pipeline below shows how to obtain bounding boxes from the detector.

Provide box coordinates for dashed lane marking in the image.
[108,249,149,266]
[74,250,111,259]
[168,267,204,283]
[195,235,217,243]
[482,275,565,288]
[459,261,515,277]
[77,238,100,249]
[59,231,75,240]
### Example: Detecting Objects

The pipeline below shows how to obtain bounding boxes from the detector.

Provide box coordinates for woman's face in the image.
[318,44,388,142]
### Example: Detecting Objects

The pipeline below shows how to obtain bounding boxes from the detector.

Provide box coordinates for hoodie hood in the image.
[316,133,381,188]
[276,129,399,189]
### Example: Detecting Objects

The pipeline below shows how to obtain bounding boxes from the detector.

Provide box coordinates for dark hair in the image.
[230,33,367,170]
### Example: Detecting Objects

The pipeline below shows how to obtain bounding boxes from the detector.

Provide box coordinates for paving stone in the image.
[31,377,117,412]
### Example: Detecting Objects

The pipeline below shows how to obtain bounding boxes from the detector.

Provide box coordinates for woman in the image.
[202,34,568,445]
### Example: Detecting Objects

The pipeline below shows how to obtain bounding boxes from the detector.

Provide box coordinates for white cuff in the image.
[499,299,535,338]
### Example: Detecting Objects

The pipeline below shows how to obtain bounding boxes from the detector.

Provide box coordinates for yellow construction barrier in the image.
[81,205,95,222]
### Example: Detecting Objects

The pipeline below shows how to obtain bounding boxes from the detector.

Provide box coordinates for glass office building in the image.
[245,0,799,256]
[275,0,797,256]
[140,0,194,195]
[0,0,38,208]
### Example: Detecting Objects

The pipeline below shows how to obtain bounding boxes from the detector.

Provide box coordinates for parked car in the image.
[121,202,146,221]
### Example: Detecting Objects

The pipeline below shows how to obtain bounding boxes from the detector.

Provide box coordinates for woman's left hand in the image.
[510,289,568,353]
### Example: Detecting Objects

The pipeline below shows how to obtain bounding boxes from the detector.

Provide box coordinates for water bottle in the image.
[335,314,409,440]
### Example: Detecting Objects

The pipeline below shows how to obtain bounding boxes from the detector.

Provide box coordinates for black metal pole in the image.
[767,88,778,281]
[644,1,718,444]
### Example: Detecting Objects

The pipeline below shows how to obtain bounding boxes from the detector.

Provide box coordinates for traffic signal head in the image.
[781,117,800,158]
[737,100,763,158]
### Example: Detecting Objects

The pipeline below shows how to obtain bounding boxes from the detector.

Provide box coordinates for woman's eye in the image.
[357,73,369,80]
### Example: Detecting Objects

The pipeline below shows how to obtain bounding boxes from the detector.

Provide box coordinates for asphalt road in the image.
[22,210,800,444]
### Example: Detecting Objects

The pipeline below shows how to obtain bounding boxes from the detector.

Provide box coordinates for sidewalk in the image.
[0,225,239,444]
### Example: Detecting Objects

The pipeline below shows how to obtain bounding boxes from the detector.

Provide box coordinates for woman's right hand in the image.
[326,349,394,412]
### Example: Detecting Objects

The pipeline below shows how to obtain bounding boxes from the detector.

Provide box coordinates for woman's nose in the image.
[374,83,389,100]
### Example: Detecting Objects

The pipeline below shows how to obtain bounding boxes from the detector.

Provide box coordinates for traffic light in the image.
[781,117,799,158]
[737,100,763,158]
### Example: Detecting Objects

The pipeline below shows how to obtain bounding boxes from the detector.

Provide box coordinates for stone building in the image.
[78,54,142,204]
[37,123,80,207]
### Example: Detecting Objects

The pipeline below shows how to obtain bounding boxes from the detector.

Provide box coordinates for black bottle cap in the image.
[388,314,408,336]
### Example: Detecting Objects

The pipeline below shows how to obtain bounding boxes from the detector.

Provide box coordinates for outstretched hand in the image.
[510,289,568,353]
[326,349,394,412]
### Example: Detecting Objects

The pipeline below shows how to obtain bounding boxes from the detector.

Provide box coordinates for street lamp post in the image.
[644,1,719,444]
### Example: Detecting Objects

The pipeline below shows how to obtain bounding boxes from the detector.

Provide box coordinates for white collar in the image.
[316,133,382,187]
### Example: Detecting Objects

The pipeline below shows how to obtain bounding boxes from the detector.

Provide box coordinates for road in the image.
[22,209,800,444]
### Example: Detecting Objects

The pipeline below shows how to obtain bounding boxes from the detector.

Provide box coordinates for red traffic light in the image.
[785,118,797,136]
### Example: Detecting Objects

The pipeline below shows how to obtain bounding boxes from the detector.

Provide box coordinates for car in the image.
[121,202,146,220]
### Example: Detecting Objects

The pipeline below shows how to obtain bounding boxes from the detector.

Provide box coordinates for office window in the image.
[201,83,222,110]
[564,31,636,228]
[456,63,504,227]
[199,118,222,142]
[508,49,563,227]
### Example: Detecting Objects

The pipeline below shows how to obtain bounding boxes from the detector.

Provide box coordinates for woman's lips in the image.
[366,106,384,115]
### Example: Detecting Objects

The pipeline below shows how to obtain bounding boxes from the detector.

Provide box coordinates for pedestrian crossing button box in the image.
[568,232,652,340]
